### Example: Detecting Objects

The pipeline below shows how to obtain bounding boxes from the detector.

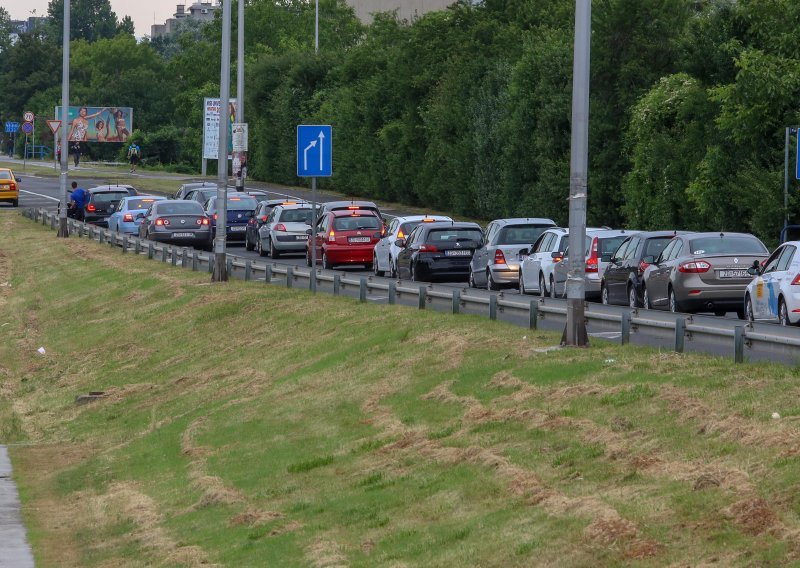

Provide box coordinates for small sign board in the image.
[297,125,332,177]
[47,120,61,135]
[21,122,34,135]
[4,122,19,133]
[232,123,248,152]
[23,111,34,123]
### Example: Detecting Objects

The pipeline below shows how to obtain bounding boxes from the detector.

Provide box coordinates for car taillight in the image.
[260,215,268,222]
[397,230,405,239]
[155,218,170,226]
[123,213,134,222]
[638,260,650,275]
[9,183,16,191]
[213,214,218,221]
[586,237,598,273]
[494,249,507,265]
[419,244,439,252]
[274,224,287,232]
[553,255,563,263]
[87,203,96,212]
[678,260,711,273]
[791,274,800,286]
[328,230,336,243]
[202,218,210,225]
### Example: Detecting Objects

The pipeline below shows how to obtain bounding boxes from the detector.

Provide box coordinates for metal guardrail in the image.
[24,207,800,366]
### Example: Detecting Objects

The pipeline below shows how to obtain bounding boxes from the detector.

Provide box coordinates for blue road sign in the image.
[4,122,19,133]
[297,125,332,177]
[21,122,33,135]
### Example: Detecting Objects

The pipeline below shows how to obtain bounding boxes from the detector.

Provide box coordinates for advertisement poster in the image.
[203,98,237,160]
[55,106,133,142]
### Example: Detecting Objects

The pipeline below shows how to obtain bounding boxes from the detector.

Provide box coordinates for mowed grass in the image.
[3,212,800,566]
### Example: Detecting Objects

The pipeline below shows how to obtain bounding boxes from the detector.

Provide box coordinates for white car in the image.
[519,228,568,296]
[373,215,452,277]
[744,240,800,325]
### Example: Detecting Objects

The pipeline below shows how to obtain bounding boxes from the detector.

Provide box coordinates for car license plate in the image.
[173,232,194,238]
[295,235,308,240]
[719,269,749,278]
[230,226,246,232]
[445,249,472,257]
[349,237,370,243]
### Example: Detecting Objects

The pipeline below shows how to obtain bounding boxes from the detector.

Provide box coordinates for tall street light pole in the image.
[212,0,232,282]
[310,0,320,286]
[235,0,245,192]
[563,0,591,347]
[784,126,798,233]
[56,0,70,238]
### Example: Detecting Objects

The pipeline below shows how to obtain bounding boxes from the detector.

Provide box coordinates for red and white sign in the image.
[47,120,61,135]
[23,111,35,123]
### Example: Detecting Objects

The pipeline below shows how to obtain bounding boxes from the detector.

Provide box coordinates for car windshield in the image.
[644,236,673,258]
[156,202,203,215]
[127,198,160,210]
[279,209,313,224]
[689,236,767,255]
[333,215,381,231]
[497,224,552,245]
[0,171,12,180]
[93,192,129,204]
[428,228,483,245]
[226,196,258,209]
[193,190,216,200]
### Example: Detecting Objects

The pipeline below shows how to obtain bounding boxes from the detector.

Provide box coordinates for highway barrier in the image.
[25,208,800,366]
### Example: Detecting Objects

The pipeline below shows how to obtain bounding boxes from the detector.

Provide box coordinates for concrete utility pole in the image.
[212,0,232,282]
[310,0,320,284]
[563,0,591,346]
[235,0,245,192]
[56,0,70,238]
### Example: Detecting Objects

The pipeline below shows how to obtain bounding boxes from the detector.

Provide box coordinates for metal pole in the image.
[311,177,317,278]
[212,0,232,282]
[56,0,70,238]
[563,0,591,347]
[315,0,319,53]
[785,127,790,231]
[235,0,245,192]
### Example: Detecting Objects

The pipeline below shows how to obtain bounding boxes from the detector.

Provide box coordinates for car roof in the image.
[123,195,164,201]
[331,209,379,217]
[586,229,637,238]
[421,221,482,230]
[681,231,760,239]
[323,200,378,208]
[394,215,452,223]
[154,200,202,208]
[89,185,135,192]
[629,230,690,239]
[491,217,557,226]
[180,182,214,190]
[276,204,313,211]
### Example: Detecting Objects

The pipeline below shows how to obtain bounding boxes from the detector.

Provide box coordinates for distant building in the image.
[346,0,459,24]
[150,2,220,39]
[10,16,48,35]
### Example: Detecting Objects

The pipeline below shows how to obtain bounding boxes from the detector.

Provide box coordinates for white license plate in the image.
[173,232,194,238]
[295,235,308,240]
[230,226,246,232]
[445,249,472,257]
[719,269,749,278]
[349,237,371,243]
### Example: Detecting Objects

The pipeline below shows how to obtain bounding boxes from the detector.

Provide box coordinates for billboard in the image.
[55,106,133,143]
[203,98,237,160]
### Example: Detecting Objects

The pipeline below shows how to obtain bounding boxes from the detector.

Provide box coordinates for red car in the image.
[307,209,384,269]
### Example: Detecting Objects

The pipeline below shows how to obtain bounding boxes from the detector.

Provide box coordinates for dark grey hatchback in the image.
[84,185,138,226]
[138,200,212,250]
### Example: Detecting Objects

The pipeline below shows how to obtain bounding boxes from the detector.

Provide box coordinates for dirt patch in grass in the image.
[228,509,283,528]
[307,537,348,568]
[181,417,244,508]
[725,498,780,536]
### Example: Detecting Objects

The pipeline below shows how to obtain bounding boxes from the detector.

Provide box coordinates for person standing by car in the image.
[127,142,141,173]
[68,181,88,221]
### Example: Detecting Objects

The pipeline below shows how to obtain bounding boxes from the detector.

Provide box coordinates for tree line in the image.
[1,0,798,245]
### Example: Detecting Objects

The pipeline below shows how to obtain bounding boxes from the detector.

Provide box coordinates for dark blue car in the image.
[204,193,259,242]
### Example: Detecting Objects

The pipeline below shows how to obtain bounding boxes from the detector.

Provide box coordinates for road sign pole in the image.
[235,0,245,192]
[212,0,232,282]
[311,176,317,279]
[563,0,591,347]
[57,0,70,238]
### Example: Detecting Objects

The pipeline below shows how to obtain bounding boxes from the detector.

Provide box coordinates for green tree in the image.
[47,0,119,43]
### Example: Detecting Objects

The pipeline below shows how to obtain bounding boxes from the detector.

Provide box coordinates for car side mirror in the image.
[642,255,656,264]
[601,253,613,263]
[135,213,145,220]
[373,231,383,239]
[395,238,406,248]
[551,251,563,259]
[747,266,759,276]
[305,228,312,235]
[519,248,529,256]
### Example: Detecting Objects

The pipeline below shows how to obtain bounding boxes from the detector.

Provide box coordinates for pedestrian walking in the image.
[56,141,61,164]
[127,142,141,173]
[68,181,88,221]
[71,141,81,168]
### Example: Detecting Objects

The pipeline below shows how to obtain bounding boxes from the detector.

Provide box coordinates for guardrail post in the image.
[244,260,252,281]
[309,270,317,293]
[621,312,631,345]
[121,236,128,254]
[226,256,233,275]
[171,247,178,266]
[333,274,341,295]
[674,317,685,353]
[98,231,105,244]
[265,264,272,283]
[734,325,745,364]
[161,246,168,263]
[359,278,368,302]
[529,301,538,330]
[388,282,396,305]
[286,266,294,289]
[489,294,498,320]
[208,254,215,274]
[181,248,189,268]
[418,286,426,310]
[452,290,460,314]
[192,251,199,271]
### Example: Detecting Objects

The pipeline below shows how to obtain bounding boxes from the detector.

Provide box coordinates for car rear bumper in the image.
[677,286,747,312]
[418,258,471,282]
[489,264,520,284]
[0,190,18,202]
[84,214,110,227]
[325,245,374,264]
[272,234,309,252]
[148,230,211,246]
[116,222,141,234]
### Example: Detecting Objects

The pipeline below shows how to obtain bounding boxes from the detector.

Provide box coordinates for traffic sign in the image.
[47,120,61,135]
[23,111,34,123]
[4,122,19,133]
[297,125,332,177]
[21,122,34,135]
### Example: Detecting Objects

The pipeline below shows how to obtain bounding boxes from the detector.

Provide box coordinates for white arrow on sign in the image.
[318,130,325,170]
[303,139,317,171]
[47,120,61,135]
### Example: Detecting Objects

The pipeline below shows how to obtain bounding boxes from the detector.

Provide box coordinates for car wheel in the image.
[668,287,680,313]
[245,233,254,251]
[411,264,418,282]
[257,238,267,257]
[270,239,280,259]
[779,297,789,326]
[468,270,476,288]
[539,273,547,297]
[745,295,754,322]
[390,260,398,279]
[487,270,500,291]
[628,285,639,309]
[11,199,18,207]
[520,273,529,295]
[549,275,557,299]
[642,286,651,310]
[373,255,385,277]
[322,252,333,270]
[601,284,609,305]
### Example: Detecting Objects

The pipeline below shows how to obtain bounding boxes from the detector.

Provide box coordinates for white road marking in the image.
[19,189,60,202]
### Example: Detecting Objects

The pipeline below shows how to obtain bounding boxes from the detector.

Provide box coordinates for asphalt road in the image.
[0,447,34,568]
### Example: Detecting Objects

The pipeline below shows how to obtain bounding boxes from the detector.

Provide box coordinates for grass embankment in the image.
[2,212,800,566]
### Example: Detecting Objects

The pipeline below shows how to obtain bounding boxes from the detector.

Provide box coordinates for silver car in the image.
[519,227,568,296]
[468,218,556,290]
[258,204,314,258]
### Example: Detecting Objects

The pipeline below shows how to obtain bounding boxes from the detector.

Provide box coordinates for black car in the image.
[396,221,483,282]
[83,185,138,226]
[601,231,689,307]
[316,200,381,223]
[138,200,212,250]
[204,193,259,242]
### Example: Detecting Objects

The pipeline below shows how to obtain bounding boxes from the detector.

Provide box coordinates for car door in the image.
[313,215,328,261]
[604,238,631,303]
[141,205,155,238]
[375,218,397,272]
[753,245,790,319]
[542,233,566,289]
[396,226,419,279]
[646,239,679,307]
[471,222,495,286]
[522,232,549,291]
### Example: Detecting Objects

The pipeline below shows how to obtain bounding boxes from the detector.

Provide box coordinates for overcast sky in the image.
[7,0,176,38]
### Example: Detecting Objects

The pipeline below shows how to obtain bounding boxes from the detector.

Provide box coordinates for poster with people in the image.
[55,106,134,143]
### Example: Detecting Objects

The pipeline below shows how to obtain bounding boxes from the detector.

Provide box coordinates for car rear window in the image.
[333,215,381,231]
[497,224,553,245]
[93,192,129,204]
[0,171,12,180]
[156,202,203,215]
[689,236,767,255]
[226,196,258,209]
[428,228,483,244]
[192,189,216,200]
[127,198,160,210]
[584,235,629,258]
[644,236,673,258]
[279,208,313,223]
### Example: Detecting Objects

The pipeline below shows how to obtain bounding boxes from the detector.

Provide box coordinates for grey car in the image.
[174,181,215,200]
[257,204,314,258]
[642,232,769,317]
[468,218,556,290]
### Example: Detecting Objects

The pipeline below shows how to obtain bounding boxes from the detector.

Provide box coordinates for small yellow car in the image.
[0,168,19,207]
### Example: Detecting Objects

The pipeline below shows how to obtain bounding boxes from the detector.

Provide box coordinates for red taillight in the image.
[123,213,134,222]
[586,237,599,273]
[213,213,218,221]
[274,224,287,232]
[494,249,507,265]
[260,215,268,222]
[419,244,439,252]
[638,260,650,275]
[791,274,800,286]
[155,218,170,226]
[87,203,96,212]
[201,218,210,225]
[9,183,16,191]
[328,230,335,243]
[678,260,711,273]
